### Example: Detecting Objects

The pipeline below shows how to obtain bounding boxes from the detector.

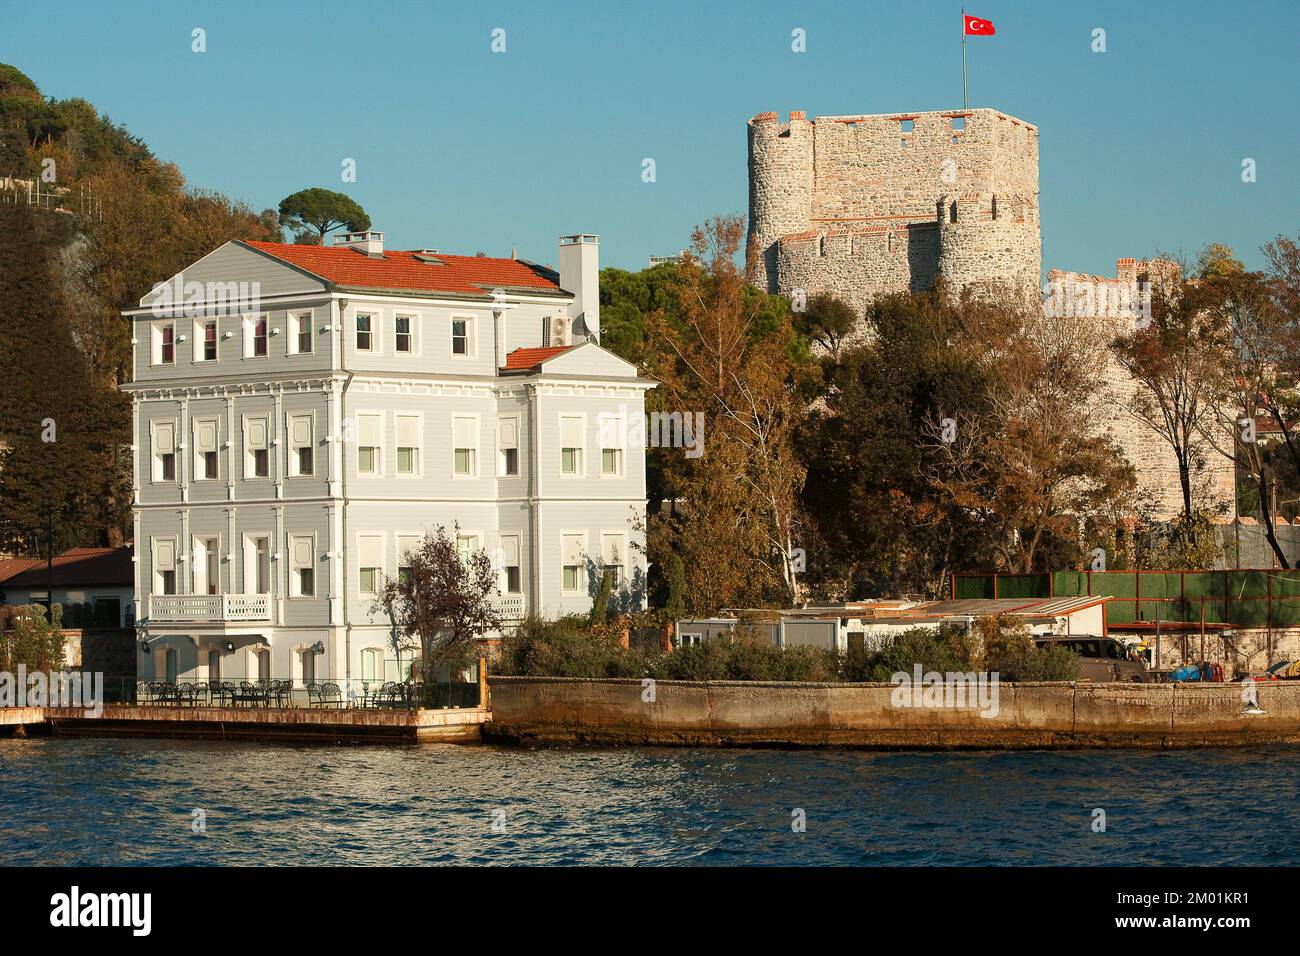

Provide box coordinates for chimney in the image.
[559,234,599,343]
[333,230,385,257]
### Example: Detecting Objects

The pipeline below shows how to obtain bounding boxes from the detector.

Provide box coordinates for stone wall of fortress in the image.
[747,108,1233,521]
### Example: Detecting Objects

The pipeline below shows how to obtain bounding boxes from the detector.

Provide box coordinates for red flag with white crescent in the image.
[964,14,996,36]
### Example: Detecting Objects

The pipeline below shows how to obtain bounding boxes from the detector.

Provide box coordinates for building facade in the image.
[123,231,653,686]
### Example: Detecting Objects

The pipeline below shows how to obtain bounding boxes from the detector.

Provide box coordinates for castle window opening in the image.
[950,116,965,130]
[949,202,957,223]
[818,236,827,257]
[900,139,909,149]
[900,119,914,133]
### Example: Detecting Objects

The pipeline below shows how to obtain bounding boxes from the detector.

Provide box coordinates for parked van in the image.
[1033,636,1149,682]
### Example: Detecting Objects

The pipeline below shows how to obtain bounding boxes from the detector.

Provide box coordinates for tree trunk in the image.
[1258,472,1292,569]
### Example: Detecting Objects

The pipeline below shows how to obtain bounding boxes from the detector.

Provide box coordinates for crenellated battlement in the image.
[747,106,1041,310]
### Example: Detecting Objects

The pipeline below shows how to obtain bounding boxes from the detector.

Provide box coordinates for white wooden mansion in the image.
[124,231,653,687]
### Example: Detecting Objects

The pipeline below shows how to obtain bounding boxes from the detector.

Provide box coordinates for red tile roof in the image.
[501,345,576,371]
[0,547,133,589]
[243,241,563,297]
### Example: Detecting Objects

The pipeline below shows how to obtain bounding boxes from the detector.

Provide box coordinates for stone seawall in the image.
[484,677,1300,749]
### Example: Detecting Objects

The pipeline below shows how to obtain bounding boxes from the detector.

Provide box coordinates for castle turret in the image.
[747,111,814,294]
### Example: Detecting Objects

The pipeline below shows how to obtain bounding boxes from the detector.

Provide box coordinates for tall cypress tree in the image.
[0,203,102,555]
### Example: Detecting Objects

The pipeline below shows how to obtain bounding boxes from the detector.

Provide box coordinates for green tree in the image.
[665,555,686,619]
[278,188,370,244]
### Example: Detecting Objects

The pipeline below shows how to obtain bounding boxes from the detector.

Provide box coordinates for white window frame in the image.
[358,533,385,596]
[499,533,522,594]
[449,314,476,359]
[150,419,178,483]
[559,414,586,477]
[560,531,586,595]
[451,415,479,478]
[194,318,219,363]
[456,531,483,567]
[393,311,419,355]
[152,536,178,596]
[243,533,272,595]
[242,414,270,480]
[600,531,627,588]
[598,413,626,478]
[289,310,314,355]
[395,412,423,477]
[396,533,421,586]
[288,533,316,598]
[497,415,521,478]
[354,309,378,353]
[151,321,176,366]
[192,416,220,481]
[355,411,384,477]
[243,313,269,359]
[360,647,383,683]
[287,413,315,478]
[192,534,222,596]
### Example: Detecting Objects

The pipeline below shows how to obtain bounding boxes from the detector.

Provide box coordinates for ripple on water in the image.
[1,739,1298,865]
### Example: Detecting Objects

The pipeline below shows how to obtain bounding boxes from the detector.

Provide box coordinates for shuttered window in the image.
[194,418,219,480]
[560,416,584,475]
[153,421,176,482]
[357,413,382,475]
[396,415,420,475]
[498,417,520,476]
[561,533,585,593]
[500,535,521,593]
[290,535,315,596]
[453,417,477,476]
[358,534,383,594]
[245,416,269,478]
[289,415,313,476]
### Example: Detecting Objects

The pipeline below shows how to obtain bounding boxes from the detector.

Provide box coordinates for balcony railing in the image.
[150,593,271,623]
[494,595,526,621]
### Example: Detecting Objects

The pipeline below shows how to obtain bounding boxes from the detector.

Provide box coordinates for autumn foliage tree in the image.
[643,215,808,611]
[376,525,502,699]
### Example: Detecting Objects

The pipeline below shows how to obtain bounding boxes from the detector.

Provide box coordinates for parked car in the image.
[1033,635,1150,682]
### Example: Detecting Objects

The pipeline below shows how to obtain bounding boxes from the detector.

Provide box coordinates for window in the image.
[500,535,521,594]
[361,648,382,683]
[245,536,271,594]
[452,417,477,477]
[396,534,420,587]
[153,538,177,595]
[292,311,313,354]
[194,536,220,595]
[451,317,472,356]
[395,315,412,353]
[356,313,373,351]
[396,415,420,475]
[193,418,219,480]
[356,413,382,475]
[256,648,271,680]
[290,535,315,597]
[560,416,584,475]
[199,320,217,361]
[498,417,520,477]
[288,415,313,476]
[206,648,221,681]
[680,633,702,648]
[561,533,585,593]
[152,421,177,482]
[301,648,316,685]
[601,533,625,588]
[456,534,481,566]
[359,535,383,595]
[251,316,268,357]
[244,416,269,479]
[153,323,175,365]
[599,414,625,476]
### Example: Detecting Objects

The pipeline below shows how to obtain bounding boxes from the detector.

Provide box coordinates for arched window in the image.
[361,648,381,683]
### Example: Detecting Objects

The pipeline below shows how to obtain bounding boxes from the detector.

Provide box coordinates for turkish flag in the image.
[964,14,996,35]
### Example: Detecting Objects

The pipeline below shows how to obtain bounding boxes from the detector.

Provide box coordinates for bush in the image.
[840,625,973,682]
[0,603,66,672]
[495,615,648,678]
[980,618,1080,681]
[650,633,840,682]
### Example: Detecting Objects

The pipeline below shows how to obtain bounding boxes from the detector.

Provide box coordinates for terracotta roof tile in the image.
[243,242,563,298]
[0,547,133,589]
[501,345,576,371]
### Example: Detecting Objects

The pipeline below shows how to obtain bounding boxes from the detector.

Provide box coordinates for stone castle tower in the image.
[747,107,1235,523]
[747,108,1042,310]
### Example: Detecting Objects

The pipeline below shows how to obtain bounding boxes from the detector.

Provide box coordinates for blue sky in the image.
[3,0,1296,274]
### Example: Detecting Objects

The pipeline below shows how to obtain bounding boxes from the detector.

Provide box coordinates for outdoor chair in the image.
[271,679,292,707]
[135,681,150,703]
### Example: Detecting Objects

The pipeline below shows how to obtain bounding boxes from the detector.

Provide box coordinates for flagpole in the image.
[962,8,968,110]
